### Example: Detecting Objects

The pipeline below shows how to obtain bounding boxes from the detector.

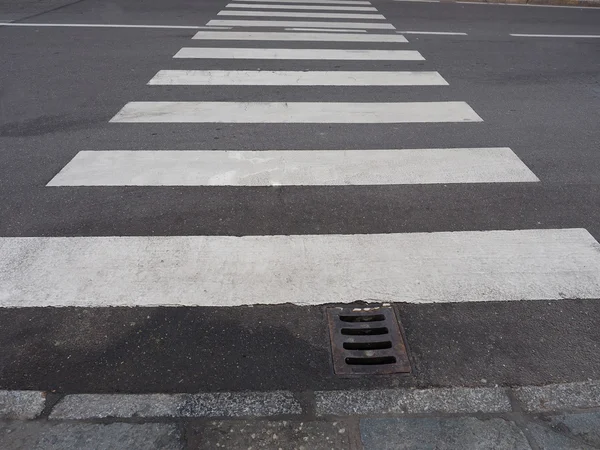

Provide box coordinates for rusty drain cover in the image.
[326,305,411,375]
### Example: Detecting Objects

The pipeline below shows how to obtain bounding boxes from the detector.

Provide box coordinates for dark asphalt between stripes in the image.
[1,0,599,393]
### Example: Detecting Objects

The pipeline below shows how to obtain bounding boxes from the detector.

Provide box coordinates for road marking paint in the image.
[3,229,599,307]
[148,70,447,86]
[232,0,372,3]
[192,30,404,41]
[0,22,233,29]
[109,101,482,123]
[394,0,439,2]
[206,20,395,29]
[397,30,467,35]
[47,148,539,186]
[457,1,598,8]
[226,3,379,11]
[284,27,367,32]
[217,10,386,18]
[173,47,422,60]
[510,34,600,39]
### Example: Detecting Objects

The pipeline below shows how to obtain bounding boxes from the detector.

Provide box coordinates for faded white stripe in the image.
[233,0,372,3]
[173,47,422,60]
[510,34,600,39]
[0,22,232,30]
[226,3,379,10]
[109,101,482,123]
[458,1,596,8]
[397,30,467,35]
[206,20,394,29]
[47,148,539,186]
[148,70,447,86]
[192,30,404,41]
[3,229,600,307]
[217,10,386,18]
[284,27,367,32]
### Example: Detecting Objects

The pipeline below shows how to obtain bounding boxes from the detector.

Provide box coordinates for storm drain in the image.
[326,305,411,375]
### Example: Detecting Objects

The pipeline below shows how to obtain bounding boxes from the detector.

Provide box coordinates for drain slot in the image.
[327,306,411,375]
[343,341,392,351]
[341,327,389,336]
[346,356,397,366]
[339,314,385,323]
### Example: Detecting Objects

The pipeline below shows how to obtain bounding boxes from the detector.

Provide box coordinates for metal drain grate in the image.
[326,305,411,375]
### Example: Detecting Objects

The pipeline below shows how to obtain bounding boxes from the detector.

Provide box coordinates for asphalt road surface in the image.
[0,0,599,394]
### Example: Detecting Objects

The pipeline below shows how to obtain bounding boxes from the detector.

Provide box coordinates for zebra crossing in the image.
[2,0,600,308]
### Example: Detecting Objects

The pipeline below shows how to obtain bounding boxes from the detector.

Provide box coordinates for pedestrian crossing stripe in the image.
[46,148,539,186]
[206,20,395,29]
[284,27,368,32]
[216,10,387,19]
[229,0,373,4]
[225,3,380,11]
[147,70,447,86]
[191,31,407,42]
[109,101,482,123]
[2,229,599,307]
[173,47,422,60]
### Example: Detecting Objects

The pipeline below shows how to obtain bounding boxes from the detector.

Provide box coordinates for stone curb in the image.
[0,391,46,419]
[315,386,512,416]
[446,0,600,7]
[2,381,600,421]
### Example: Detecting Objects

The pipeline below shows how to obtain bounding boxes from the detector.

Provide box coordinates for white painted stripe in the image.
[457,1,597,8]
[217,10,386,18]
[109,101,482,123]
[3,229,600,307]
[284,27,367,32]
[235,0,372,3]
[0,22,232,30]
[394,0,439,2]
[226,3,379,11]
[47,148,539,186]
[510,34,600,39]
[206,20,395,29]
[397,30,467,35]
[192,30,405,41]
[148,70,448,86]
[173,48,422,60]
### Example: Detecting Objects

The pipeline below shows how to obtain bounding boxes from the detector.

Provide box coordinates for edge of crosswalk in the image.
[2,229,599,307]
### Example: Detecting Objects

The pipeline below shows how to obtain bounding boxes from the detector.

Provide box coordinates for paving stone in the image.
[50,391,301,419]
[316,387,511,416]
[513,381,600,412]
[360,417,531,450]
[187,419,353,450]
[526,422,596,450]
[0,391,45,419]
[542,411,600,448]
[0,420,182,450]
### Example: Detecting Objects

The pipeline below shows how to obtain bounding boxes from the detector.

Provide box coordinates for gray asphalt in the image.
[0,0,599,393]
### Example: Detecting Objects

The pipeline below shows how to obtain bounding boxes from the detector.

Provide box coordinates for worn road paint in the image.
[206,20,394,29]
[148,70,447,86]
[397,30,467,35]
[510,34,600,38]
[3,229,600,307]
[225,3,379,11]
[110,101,482,123]
[283,27,368,32]
[228,0,372,3]
[216,10,386,19]
[173,47,422,60]
[192,30,404,41]
[47,148,539,186]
